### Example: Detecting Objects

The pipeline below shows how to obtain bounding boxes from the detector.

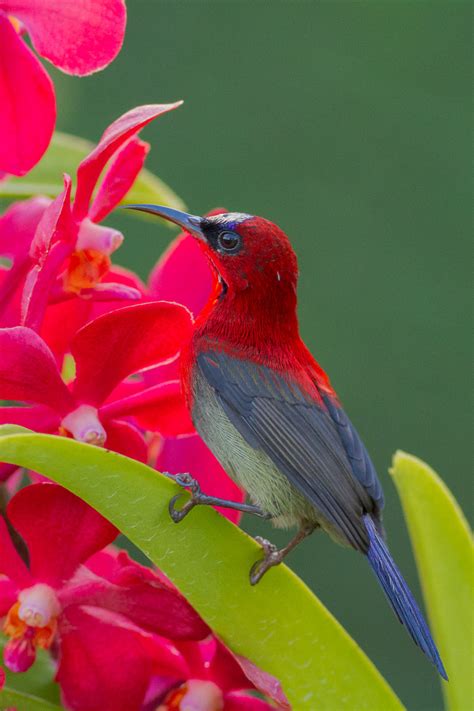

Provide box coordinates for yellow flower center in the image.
[4,584,60,651]
[63,249,111,294]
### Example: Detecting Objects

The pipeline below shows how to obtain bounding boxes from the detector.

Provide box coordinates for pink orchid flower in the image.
[145,635,288,710]
[0,103,182,331]
[0,0,126,176]
[0,300,194,471]
[0,483,210,711]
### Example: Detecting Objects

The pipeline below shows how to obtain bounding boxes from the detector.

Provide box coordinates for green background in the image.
[49,2,471,709]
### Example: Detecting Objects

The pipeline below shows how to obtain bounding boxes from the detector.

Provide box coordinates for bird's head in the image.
[124,205,298,296]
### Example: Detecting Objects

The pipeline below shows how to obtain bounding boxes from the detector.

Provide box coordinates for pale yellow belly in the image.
[191,371,317,529]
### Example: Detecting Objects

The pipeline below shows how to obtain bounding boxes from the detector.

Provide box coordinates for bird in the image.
[124,204,447,679]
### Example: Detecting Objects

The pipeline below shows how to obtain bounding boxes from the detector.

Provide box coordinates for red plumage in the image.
[181,215,336,410]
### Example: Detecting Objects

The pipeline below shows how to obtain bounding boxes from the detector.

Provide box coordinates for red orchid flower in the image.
[145,635,288,711]
[0,103,182,331]
[0,483,209,711]
[39,264,148,362]
[0,0,126,176]
[0,301,194,470]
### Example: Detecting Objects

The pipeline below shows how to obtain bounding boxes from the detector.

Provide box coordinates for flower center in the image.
[64,248,111,293]
[3,584,60,672]
[62,219,123,294]
[160,680,224,711]
[60,404,107,446]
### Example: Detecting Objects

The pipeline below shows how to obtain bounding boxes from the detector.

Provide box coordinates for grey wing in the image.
[197,351,378,552]
[321,394,384,513]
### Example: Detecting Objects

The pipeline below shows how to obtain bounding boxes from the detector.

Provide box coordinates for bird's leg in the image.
[249,524,317,585]
[164,472,271,523]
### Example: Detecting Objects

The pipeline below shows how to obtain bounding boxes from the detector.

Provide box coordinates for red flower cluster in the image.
[0,106,283,709]
[0,484,283,710]
[0,0,126,176]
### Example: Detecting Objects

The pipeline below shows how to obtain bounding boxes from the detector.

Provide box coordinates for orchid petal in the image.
[0,197,50,323]
[141,360,180,388]
[0,577,17,615]
[22,176,75,330]
[78,281,142,302]
[84,551,209,640]
[40,266,146,360]
[83,546,122,581]
[89,137,150,222]
[101,380,194,436]
[189,637,251,692]
[57,605,161,711]
[0,516,31,587]
[0,327,73,412]
[76,218,123,254]
[156,434,245,524]
[28,176,74,261]
[61,560,209,642]
[0,196,50,258]
[4,0,127,76]
[149,234,214,318]
[0,258,30,326]
[0,14,55,176]
[73,103,182,220]
[40,297,92,361]
[224,692,274,710]
[72,301,193,406]
[0,463,18,482]
[0,405,60,442]
[7,483,117,585]
[4,635,36,672]
[232,652,289,709]
[103,420,148,463]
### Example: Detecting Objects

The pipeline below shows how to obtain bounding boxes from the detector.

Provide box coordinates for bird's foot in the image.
[165,472,271,523]
[249,524,317,585]
[166,473,203,523]
[249,536,285,585]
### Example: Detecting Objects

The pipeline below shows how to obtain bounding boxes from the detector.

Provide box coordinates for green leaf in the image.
[0,428,403,711]
[0,132,185,217]
[390,451,474,711]
[0,688,63,711]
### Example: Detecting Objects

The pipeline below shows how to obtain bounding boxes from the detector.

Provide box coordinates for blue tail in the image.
[364,515,447,679]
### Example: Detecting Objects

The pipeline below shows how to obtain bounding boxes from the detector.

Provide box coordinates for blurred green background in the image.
[50,2,471,709]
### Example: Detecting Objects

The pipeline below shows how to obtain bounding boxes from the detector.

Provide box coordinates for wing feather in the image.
[197,351,384,551]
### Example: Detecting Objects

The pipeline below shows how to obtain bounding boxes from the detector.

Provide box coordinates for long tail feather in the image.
[364,514,447,679]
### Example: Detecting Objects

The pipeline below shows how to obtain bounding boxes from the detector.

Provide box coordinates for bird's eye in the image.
[217,231,240,252]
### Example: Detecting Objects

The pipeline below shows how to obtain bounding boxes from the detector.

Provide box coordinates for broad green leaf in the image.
[0,635,60,706]
[0,132,185,217]
[390,451,473,711]
[0,688,63,711]
[0,428,403,711]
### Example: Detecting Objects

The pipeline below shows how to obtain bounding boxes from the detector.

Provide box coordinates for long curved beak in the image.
[122,204,205,241]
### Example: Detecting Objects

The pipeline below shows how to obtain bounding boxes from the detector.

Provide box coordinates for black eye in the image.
[217,231,240,252]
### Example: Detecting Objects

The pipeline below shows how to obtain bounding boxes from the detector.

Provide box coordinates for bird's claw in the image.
[167,473,203,523]
[249,536,283,585]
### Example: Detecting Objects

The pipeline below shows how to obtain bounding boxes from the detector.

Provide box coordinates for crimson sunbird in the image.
[125,204,447,679]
